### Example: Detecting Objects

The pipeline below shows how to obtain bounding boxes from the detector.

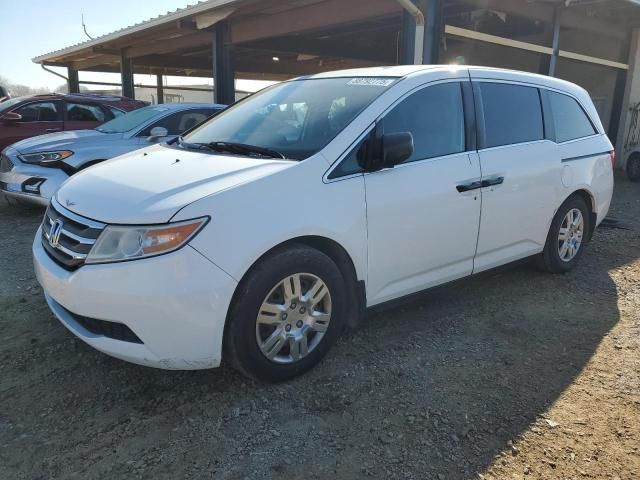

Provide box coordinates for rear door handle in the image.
[456,181,482,193]
[45,128,61,132]
[481,176,504,188]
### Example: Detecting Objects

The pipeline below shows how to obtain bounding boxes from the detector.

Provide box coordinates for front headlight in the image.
[20,150,74,164]
[86,217,209,264]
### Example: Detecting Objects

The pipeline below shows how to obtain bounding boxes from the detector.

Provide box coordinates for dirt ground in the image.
[1,175,638,480]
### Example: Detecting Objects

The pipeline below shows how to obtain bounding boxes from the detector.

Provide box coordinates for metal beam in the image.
[120,51,135,99]
[483,0,628,41]
[126,31,213,58]
[67,67,80,93]
[212,21,235,105]
[239,37,394,64]
[230,0,402,44]
[72,54,120,71]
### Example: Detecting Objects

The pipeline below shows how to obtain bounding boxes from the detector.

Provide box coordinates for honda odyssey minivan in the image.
[33,66,614,381]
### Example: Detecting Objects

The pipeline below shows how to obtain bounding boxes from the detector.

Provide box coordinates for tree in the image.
[0,74,51,97]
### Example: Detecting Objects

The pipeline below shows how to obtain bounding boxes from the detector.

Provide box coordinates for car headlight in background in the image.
[19,150,74,164]
[85,217,209,264]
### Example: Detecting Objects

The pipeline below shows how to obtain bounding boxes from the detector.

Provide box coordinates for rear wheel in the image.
[224,244,347,381]
[627,154,640,182]
[537,195,591,273]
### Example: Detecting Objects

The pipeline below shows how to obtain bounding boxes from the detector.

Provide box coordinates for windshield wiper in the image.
[176,138,286,159]
[207,141,285,159]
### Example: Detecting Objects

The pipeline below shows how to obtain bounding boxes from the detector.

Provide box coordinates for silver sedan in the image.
[0,102,224,206]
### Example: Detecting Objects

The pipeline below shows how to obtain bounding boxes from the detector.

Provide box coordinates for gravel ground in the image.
[1,176,639,480]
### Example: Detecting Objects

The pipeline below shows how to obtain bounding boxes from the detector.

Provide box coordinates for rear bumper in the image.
[33,228,237,369]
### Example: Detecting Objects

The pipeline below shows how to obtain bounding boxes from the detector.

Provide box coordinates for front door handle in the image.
[481,176,504,188]
[456,181,482,193]
[45,128,61,133]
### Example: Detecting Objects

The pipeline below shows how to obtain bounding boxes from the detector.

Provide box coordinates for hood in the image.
[55,144,295,224]
[12,130,123,154]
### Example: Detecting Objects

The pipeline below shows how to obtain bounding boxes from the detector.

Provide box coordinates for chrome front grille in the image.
[0,153,13,173]
[41,200,105,270]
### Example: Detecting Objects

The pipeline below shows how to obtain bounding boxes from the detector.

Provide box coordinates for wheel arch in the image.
[229,235,366,331]
[565,188,597,242]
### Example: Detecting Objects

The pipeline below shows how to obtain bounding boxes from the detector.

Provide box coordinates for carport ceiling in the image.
[34,0,404,80]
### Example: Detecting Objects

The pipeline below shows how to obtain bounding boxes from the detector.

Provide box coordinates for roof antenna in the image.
[82,13,94,40]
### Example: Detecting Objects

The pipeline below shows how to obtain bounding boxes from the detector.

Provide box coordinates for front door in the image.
[0,100,63,149]
[364,81,482,305]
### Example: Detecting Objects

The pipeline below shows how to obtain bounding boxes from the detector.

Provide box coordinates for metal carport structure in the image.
[32,0,640,154]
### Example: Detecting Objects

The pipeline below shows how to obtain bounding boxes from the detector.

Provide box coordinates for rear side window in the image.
[479,83,543,148]
[547,91,596,143]
[66,102,105,122]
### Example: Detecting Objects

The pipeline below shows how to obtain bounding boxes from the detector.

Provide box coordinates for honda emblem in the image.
[49,219,64,248]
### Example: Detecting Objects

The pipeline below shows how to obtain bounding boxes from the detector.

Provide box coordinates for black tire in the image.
[627,154,640,182]
[536,195,591,273]
[224,244,347,382]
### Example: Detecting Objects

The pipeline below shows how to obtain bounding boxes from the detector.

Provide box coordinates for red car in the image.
[0,93,147,151]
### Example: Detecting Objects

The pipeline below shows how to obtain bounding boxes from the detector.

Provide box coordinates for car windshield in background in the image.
[0,96,27,113]
[96,106,169,133]
[183,77,398,160]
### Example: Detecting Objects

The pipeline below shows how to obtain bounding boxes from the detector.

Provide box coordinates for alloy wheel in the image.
[558,208,584,262]
[255,273,332,364]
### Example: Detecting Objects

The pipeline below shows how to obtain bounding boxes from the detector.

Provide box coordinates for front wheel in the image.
[224,245,347,381]
[537,195,591,273]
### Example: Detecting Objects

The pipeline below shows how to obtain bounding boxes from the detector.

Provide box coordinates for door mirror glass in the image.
[1,111,22,123]
[382,132,414,167]
[148,126,168,140]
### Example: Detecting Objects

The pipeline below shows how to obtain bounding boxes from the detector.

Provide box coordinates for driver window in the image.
[329,82,466,179]
[382,82,465,163]
[139,109,211,136]
[14,101,60,122]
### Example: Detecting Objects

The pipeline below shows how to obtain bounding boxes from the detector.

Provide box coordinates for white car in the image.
[33,66,614,381]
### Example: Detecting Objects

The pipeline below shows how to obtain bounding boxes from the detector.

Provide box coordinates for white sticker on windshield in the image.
[347,78,395,87]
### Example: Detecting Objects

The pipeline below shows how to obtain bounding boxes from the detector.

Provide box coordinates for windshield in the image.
[0,96,27,113]
[184,77,398,160]
[96,105,169,133]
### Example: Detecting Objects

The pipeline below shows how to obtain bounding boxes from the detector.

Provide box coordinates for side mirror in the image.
[148,126,168,140]
[1,112,22,124]
[382,132,414,168]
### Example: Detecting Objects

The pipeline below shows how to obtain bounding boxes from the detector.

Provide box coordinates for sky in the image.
[0,0,270,92]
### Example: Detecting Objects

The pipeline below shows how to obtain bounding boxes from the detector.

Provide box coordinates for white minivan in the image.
[33,66,614,381]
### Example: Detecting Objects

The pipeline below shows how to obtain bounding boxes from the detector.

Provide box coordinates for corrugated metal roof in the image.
[32,0,239,63]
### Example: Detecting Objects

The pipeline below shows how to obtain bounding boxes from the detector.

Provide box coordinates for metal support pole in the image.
[422,0,442,64]
[67,67,80,93]
[610,29,640,158]
[212,20,235,105]
[120,51,135,99]
[400,10,416,64]
[397,0,424,64]
[548,7,561,77]
[156,74,164,104]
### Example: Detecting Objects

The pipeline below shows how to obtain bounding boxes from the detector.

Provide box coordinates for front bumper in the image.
[33,228,237,369]
[0,149,68,206]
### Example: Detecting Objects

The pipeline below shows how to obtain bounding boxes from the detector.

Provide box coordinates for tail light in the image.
[610,150,616,168]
